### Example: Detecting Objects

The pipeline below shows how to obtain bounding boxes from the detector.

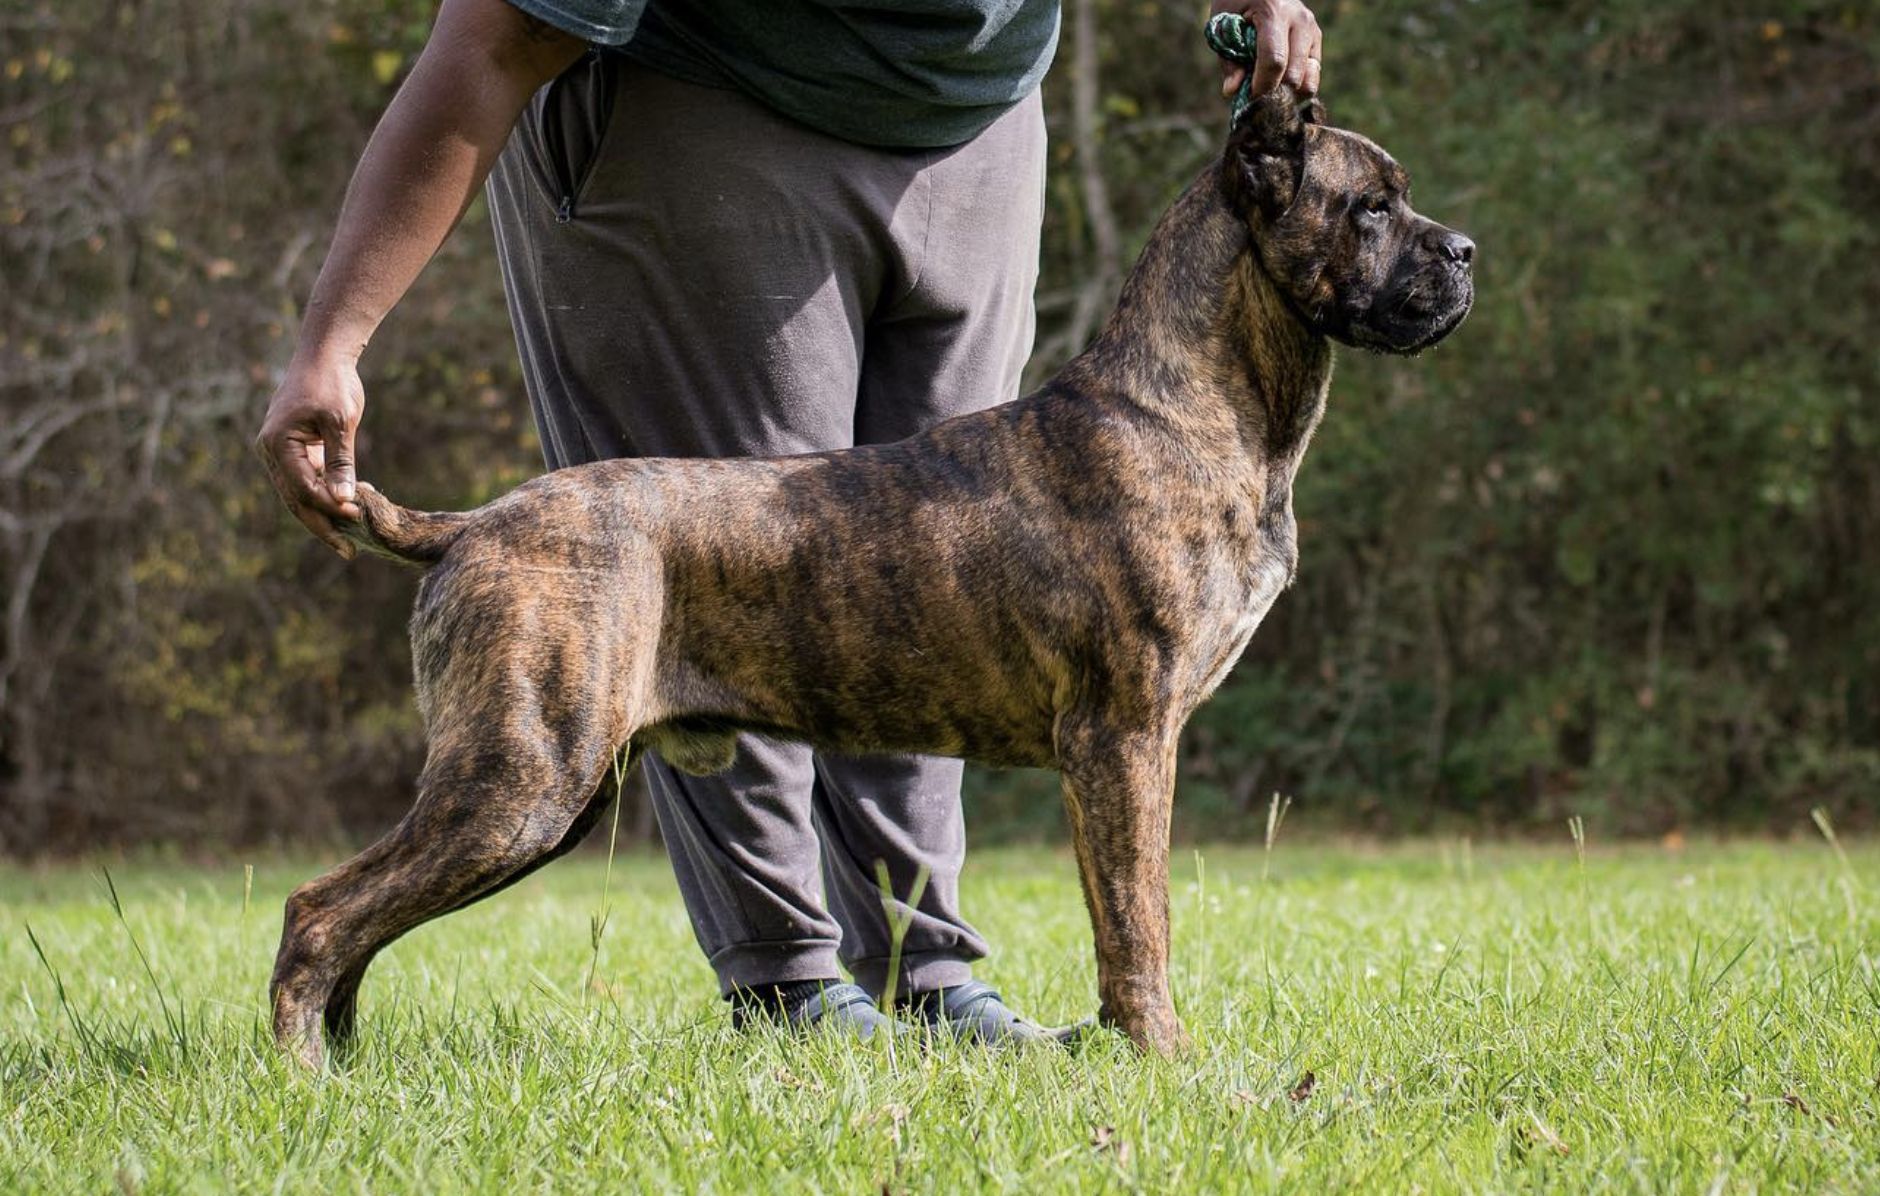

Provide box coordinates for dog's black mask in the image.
[1224,90,1475,355]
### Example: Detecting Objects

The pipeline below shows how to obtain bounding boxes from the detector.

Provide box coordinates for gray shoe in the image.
[901,980,1084,1045]
[731,980,894,1040]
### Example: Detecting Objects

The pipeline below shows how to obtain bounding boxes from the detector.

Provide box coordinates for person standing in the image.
[256,0,1321,1041]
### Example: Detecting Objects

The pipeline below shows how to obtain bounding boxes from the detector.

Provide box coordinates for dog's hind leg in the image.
[270,730,621,1071]
[319,748,639,1053]
[438,744,640,917]
[1056,719,1188,1055]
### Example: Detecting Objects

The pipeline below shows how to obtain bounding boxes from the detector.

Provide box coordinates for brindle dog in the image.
[270,89,1473,1068]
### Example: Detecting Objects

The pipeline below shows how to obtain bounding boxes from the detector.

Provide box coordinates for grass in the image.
[3,837,1877,1193]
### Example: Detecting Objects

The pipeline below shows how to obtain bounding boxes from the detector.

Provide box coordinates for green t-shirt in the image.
[505,0,1059,149]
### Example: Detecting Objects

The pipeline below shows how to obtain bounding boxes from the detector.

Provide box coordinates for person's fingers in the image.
[254,429,321,520]
[292,498,355,560]
[1304,34,1322,95]
[1284,18,1314,92]
[1247,10,1290,97]
[256,431,355,559]
[318,412,361,516]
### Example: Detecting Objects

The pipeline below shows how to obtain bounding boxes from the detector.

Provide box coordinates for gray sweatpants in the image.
[485,55,1045,996]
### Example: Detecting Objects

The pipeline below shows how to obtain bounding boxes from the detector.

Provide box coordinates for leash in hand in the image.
[1205,12,1261,129]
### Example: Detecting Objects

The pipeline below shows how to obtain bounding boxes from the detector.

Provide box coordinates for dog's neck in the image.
[1071,161,1332,484]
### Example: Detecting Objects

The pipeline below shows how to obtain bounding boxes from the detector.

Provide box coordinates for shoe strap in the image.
[912,979,1007,1024]
[797,982,878,1026]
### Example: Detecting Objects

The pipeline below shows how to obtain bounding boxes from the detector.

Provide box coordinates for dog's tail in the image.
[340,483,472,566]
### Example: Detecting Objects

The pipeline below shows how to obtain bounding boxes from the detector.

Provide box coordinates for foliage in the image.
[2,1,1876,849]
[3,842,1877,1190]
[1024,0,1880,836]
[1,0,530,849]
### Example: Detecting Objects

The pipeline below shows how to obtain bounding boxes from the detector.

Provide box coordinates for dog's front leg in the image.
[1057,723,1188,1055]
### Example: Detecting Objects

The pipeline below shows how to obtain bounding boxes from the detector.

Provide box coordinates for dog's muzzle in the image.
[1361,252,1474,356]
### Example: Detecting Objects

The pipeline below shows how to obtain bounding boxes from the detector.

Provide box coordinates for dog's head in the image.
[1223,90,1474,355]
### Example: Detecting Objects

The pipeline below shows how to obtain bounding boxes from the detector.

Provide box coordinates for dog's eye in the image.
[1358,195,1392,218]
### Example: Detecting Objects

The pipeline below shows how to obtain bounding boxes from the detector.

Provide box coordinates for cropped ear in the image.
[1224,88,1311,221]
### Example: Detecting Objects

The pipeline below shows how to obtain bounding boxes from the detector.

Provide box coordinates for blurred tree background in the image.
[1,1,1875,854]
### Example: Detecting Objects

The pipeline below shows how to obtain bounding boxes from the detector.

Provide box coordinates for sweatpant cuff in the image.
[709,940,845,998]
[846,950,975,1000]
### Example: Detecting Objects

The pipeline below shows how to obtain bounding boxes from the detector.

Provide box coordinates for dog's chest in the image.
[1187,502,1297,703]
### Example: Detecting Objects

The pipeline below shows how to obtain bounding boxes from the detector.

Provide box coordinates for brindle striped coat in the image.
[271,89,1473,1067]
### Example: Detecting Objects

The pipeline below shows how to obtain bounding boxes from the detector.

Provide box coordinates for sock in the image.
[728,978,839,1020]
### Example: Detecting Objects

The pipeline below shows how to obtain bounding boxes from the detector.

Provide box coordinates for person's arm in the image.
[256,0,584,557]
[1210,0,1322,99]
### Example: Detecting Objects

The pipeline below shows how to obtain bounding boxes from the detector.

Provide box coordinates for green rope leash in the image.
[1204,12,1260,129]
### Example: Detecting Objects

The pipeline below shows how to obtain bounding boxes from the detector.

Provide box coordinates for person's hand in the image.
[255,350,365,559]
[1210,0,1322,98]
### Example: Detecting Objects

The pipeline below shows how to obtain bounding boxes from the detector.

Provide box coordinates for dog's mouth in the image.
[1393,288,1473,355]
[1347,268,1474,356]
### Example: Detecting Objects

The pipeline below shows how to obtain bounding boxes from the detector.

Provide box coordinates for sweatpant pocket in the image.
[534,50,619,222]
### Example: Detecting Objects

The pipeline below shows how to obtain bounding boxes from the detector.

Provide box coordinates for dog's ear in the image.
[1225,89,1314,221]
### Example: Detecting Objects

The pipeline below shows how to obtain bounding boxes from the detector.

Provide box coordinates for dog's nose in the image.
[1436,231,1475,266]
